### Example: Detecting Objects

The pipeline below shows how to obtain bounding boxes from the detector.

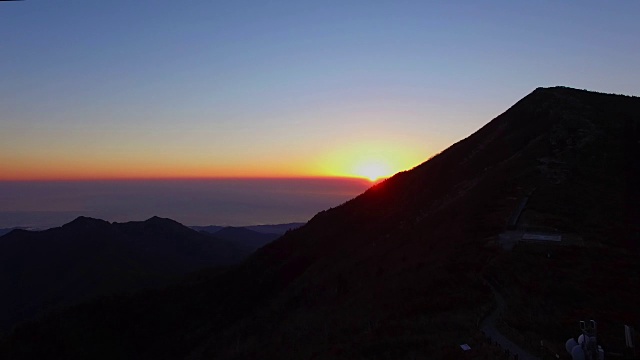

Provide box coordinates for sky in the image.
[1,1,639,227]
[2,1,639,181]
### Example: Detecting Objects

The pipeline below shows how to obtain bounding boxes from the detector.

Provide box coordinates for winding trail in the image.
[480,283,540,360]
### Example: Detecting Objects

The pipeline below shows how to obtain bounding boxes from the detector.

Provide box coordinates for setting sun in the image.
[354,161,392,182]
[316,141,426,181]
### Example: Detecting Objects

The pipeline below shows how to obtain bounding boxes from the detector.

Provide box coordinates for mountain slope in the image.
[0,216,250,332]
[210,227,280,252]
[2,87,639,359]
[245,222,305,234]
[0,228,28,237]
[192,223,303,252]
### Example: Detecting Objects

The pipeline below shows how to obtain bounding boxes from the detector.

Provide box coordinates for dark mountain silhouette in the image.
[2,87,639,359]
[190,225,224,234]
[192,223,303,252]
[0,227,27,237]
[191,222,304,236]
[0,216,253,332]
[209,227,280,252]
[245,222,305,234]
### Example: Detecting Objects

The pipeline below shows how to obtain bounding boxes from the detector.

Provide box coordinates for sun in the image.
[317,142,422,181]
[354,161,392,182]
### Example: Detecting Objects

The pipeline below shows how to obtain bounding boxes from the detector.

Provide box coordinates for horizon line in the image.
[0,175,379,182]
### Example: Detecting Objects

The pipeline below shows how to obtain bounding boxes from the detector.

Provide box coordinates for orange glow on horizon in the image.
[0,154,324,181]
[0,160,368,182]
[0,139,428,182]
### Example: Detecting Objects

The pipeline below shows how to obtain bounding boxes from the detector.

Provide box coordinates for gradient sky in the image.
[2,1,640,180]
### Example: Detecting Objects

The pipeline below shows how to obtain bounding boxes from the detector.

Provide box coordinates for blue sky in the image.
[2,1,639,180]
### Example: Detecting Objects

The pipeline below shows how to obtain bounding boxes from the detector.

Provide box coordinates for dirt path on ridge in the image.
[480,283,540,360]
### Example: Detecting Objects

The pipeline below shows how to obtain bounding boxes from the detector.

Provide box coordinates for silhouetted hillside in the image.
[190,225,224,234]
[210,227,280,252]
[2,87,639,359]
[192,223,303,252]
[245,222,305,234]
[0,216,251,332]
[191,222,304,236]
[0,227,27,237]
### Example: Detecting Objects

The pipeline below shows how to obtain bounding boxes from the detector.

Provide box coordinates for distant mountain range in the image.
[0,222,304,238]
[191,223,305,235]
[0,227,29,237]
[2,87,639,359]
[193,224,302,253]
[0,217,295,332]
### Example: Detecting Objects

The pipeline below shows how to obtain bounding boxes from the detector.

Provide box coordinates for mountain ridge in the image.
[190,85,640,358]
[2,86,639,359]
[0,216,260,332]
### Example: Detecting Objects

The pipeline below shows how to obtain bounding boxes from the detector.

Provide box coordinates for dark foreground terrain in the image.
[1,87,639,359]
[0,217,289,333]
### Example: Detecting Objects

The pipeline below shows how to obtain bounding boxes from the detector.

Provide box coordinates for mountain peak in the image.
[63,216,110,229]
[533,85,639,98]
[143,216,185,228]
